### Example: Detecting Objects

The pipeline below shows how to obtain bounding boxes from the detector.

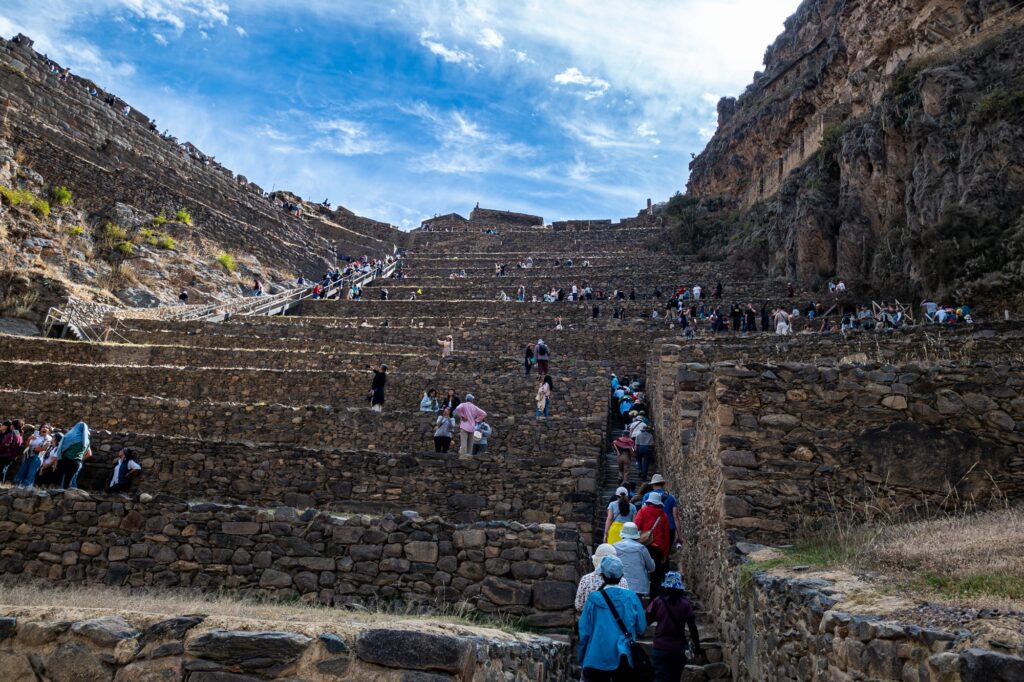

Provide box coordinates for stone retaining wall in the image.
[0,608,573,680]
[0,361,605,418]
[0,491,588,630]
[3,389,603,456]
[71,430,599,537]
[731,568,1024,681]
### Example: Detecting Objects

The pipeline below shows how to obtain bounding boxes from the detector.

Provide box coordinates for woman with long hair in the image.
[535,375,553,418]
[604,486,636,545]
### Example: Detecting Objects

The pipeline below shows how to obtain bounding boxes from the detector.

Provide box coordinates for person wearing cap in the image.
[575,544,630,613]
[644,475,682,549]
[453,394,487,455]
[646,572,702,679]
[613,522,655,598]
[368,364,387,412]
[578,555,646,679]
[634,492,671,593]
[610,374,619,391]
[604,486,637,545]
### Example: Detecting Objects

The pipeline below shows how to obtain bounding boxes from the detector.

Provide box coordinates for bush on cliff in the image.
[175,209,192,225]
[50,185,72,206]
[216,252,236,272]
[153,210,167,226]
[968,88,1024,128]
[31,198,50,217]
[0,185,34,207]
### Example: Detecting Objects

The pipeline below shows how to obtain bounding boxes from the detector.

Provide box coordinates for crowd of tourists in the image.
[571,376,707,680]
[1,420,140,494]
[305,254,401,300]
[416,389,492,455]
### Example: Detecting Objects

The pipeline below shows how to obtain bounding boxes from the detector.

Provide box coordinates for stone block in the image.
[405,541,439,563]
[355,629,471,673]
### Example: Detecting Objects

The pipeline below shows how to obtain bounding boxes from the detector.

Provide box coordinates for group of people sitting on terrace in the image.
[505,257,593,271]
[573,376,702,681]
[1,420,140,494]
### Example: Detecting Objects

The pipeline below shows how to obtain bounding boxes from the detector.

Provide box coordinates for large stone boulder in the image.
[355,629,472,674]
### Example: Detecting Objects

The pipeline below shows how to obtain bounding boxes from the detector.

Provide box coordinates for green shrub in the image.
[153,210,167,227]
[968,88,1024,127]
[31,198,50,217]
[116,241,134,256]
[100,222,128,249]
[157,234,176,250]
[139,228,154,240]
[216,252,236,272]
[0,185,35,207]
[50,185,72,206]
[175,209,192,225]
[68,225,85,237]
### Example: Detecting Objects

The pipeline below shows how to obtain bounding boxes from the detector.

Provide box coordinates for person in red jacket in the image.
[633,492,670,595]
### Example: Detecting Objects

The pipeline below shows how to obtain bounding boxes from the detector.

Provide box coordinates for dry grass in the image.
[749,509,1024,610]
[0,582,533,636]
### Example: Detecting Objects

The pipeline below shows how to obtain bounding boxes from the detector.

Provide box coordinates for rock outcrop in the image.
[684,0,1024,307]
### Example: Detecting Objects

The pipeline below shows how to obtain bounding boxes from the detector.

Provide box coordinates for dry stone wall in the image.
[4,389,602,459]
[0,360,605,418]
[0,490,588,630]
[70,430,599,534]
[0,608,573,680]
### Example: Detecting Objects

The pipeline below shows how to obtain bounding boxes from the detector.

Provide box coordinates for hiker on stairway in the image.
[612,434,635,486]
[453,394,486,455]
[634,492,671,595]
[576,544,630,613]
[646,572,703,681]
[613,522,656,599]
[523,342,535,376]
[642,476,682,550]
[577,555,647,681]
[604,486,637,545]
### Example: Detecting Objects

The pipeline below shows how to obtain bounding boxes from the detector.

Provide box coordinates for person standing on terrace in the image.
[535,339,551,375]
[536,375,553,418]
[437,334,454,359]
[454,394,487,455]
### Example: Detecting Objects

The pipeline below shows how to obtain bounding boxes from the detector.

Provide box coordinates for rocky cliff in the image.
[0,34,406,318]
[683,0,1024,308]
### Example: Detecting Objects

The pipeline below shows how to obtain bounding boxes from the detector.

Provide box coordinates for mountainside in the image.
[0,34,405,323]
[680,0,1024,308]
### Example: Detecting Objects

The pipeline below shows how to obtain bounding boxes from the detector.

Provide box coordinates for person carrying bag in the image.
[645,572,703,681]
[578,556,653,681]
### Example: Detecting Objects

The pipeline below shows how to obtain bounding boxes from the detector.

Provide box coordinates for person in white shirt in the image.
[107,448,142,493]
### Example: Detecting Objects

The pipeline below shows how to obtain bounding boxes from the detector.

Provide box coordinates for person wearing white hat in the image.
[613,522,655,597]
[574,544,631,612]
[644,474,682,550]
[635,491,671,595]
[604,486,637,545]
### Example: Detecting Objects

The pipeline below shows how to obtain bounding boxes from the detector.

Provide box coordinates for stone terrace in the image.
[5,219,1024,681]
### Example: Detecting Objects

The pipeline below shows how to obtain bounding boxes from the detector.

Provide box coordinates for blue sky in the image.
[0,0,801,228]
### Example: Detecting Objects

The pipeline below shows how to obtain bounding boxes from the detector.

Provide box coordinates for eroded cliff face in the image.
[685,0,1024,306]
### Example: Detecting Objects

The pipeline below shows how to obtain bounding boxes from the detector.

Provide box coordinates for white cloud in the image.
[235,25,247,37]
[404,102,532,175]
[152,31,168,45]
[477,27,503,49]
[636,123,657,138]
[117,0,229,33]
[418,31,477,67]
[313,118,388,156]
[512,49,529,63]
[553,66,610,99]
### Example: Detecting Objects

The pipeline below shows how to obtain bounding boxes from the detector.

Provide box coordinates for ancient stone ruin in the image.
[1,2,1024,681]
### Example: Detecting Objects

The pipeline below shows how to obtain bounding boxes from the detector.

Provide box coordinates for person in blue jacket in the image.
[578,555,647,680]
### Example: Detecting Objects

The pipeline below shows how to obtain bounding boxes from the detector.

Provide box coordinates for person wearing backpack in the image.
[634,492,670,594]
[577,555,649,681]
[534,339,550,375]
[646,572,703,681]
